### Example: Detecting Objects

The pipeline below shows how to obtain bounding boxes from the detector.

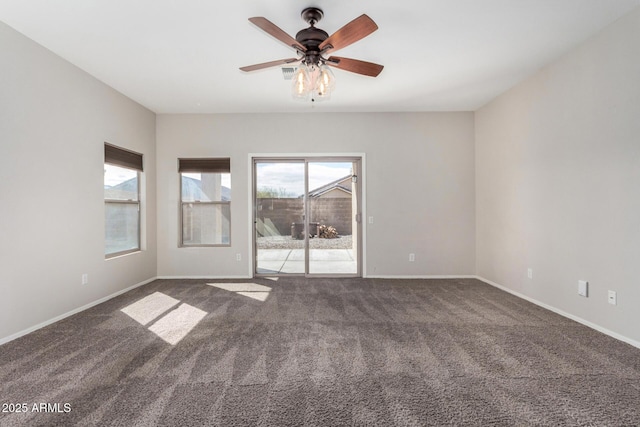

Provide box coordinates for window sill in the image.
[179,245,231,248]
[105,249,141,260]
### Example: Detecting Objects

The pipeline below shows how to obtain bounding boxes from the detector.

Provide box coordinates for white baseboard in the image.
[156,275,252,280]
[476,276,640,350]
[0,277,157,346]
[365,275,477,279]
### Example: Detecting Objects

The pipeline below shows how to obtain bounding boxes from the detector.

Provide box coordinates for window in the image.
[104,143,143,257]
[179,158,231,246]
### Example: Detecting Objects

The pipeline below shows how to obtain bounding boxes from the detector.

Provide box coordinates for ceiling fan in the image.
[240,7,384,101]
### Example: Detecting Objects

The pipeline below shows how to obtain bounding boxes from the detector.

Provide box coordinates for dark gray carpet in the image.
[1,278,639,426]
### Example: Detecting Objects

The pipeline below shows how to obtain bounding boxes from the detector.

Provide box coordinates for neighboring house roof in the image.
[181,176,231,201]
[104,178,138,200]
[308,175,352,198]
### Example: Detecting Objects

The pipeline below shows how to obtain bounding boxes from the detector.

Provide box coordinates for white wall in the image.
[476,8,640,343]
[0,22,157,341]
[156,113,475,278]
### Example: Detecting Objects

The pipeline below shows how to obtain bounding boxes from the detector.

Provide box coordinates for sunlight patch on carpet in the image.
[207,282,272,301]
[148,303,208,345]
[236,291,270,301]
[120,292,180,325]
[121,292,208,345]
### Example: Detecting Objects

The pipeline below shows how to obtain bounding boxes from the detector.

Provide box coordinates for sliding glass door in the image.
[308,162,358,275]
[253,157,361,277]
[254,161,306,274]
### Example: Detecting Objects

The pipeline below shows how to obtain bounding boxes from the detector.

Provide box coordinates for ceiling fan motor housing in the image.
[297,7,328,65]
[296,27,328,58]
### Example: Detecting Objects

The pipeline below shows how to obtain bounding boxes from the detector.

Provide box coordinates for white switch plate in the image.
[236,253,242,261]
[527,268,533,279]
[608,290,617,305]
[409,253,415,262]
[578,280,588,297]
[368,216,374,224]
[82,274,88,285]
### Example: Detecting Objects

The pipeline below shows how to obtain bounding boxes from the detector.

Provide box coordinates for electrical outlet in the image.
[578,280,588,297]
[608,290,617,305]
[527,268,533,279]
[82,274,88,285]
[236,253,242,261]
[409,253,415,262]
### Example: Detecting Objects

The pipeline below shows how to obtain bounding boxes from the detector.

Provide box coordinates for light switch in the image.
[578,280,588,297]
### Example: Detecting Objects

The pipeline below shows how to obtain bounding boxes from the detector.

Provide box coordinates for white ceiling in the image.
[1,0,639,114]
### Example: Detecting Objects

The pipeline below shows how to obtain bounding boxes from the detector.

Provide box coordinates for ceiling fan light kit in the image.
[292,63,335,102]
[240,7,383,103]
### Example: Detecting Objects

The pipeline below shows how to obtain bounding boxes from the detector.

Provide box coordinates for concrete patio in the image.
[256,248,357,274]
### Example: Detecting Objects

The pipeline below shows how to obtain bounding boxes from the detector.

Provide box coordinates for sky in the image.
[104,164,137,187]
[256,162,352,196]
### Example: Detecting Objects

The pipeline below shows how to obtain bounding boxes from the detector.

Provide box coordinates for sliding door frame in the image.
[250,154,364,278]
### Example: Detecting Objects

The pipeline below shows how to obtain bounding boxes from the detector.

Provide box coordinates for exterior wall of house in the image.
[475,7,640,344]
[316,188,352,198]
[156,112,476,278]
[0,22,157,342]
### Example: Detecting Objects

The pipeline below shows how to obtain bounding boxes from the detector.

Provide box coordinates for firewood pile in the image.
[318,224,339,239]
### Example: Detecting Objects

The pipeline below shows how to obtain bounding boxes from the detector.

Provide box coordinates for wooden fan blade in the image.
[240,58,300,72]
[249,17,306,52]
[319,15,378,54]
[326,56,384,77]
